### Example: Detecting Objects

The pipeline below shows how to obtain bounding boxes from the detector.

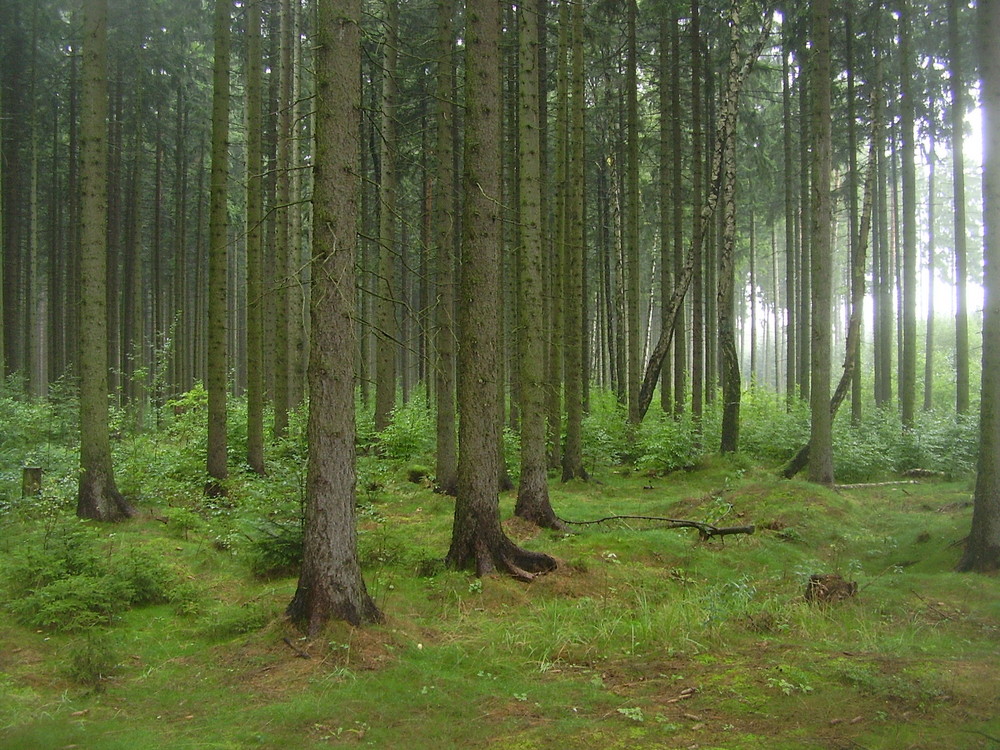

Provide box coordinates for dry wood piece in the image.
[561,514,754,541]
[805,574,857,603]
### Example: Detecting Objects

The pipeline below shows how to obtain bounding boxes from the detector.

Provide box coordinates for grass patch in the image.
[0,455,997,749]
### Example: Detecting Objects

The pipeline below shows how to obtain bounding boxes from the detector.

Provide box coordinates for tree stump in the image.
[21,467,42,498]
[804,574,857,603]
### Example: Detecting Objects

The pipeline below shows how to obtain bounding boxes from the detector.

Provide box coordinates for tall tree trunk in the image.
[957,0,1000,572]
[846,4,862,423]
[874,62,893,408]
[625,0,641,425]
[781,72,879,481]
[797,58,811,403]
[690,0,704,428]
[561,0,587,482]
[899,2,917,428]
[77,0,133,521]
[718,0,746,454]
[272,0,294,437]
[433,0,458,495]
[671,17,685,416]
[206,0,231,495]
[287,0,382,629]
[782,42,796,405]
[246,0,265,474]
[636,5,771,422]
[924,137,936,412]
[808,0,834,485]
[515,0,563,528]
[374,0,399,433]
[949,0,971,416]
[547,0,568,470]
[446,0,556,580]
[658,15,672,414]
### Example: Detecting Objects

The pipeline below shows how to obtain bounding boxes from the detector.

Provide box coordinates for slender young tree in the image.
[206,0,231,495]
[446,0,556,579]
[287,0,381,630]
[77,0,133,521]
[807,0,834,485]
[515,0,563,528]
[958,0,1000,572]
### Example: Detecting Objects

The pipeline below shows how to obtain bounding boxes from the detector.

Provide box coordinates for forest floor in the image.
[1,457,998,749]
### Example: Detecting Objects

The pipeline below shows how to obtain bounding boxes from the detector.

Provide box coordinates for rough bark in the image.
[206,0,231,495]
[949,0,971,415]
[899,1,917,428]
[272,0,294,437]
[670,17,685,416]
[782,84,879,481]
[782,41,796,404]
[446,0,556,579]
[246,0,265,474]
[807,0,834,485]
[287,0,382,630]
[958,0,1000,572]
[561,0,587,482]
[433,0,458,495]
[515,0,563,529]
[77,0,133,522]
[374,0,399,434]
[717,0,745,454]
[625,0,641,425]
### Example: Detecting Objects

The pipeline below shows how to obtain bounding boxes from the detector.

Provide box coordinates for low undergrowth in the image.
[0,386,995,748]
[0,458,997,750]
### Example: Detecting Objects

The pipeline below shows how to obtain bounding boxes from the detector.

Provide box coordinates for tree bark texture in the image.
[446,0,556,579]
[958,0,1000,572]
[77,0,133,521]
[206,0,231,493]
[287,0,381,629]
[515,0,562,528]
[433,0,458,495]
[374,0,399,434]
[807,0,834,485]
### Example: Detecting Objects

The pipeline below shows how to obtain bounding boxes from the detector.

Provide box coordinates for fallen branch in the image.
[834,480,922,490]
[282,637,311,659]
[559,514,754,541]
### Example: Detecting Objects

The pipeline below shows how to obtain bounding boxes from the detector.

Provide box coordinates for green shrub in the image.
[635,414,699,474]
[63,631,119,690]
[10,573,134,630]
[2,521,182,631]
[377,394,434,461]
[242,519,303,579]
[582,389,629,469]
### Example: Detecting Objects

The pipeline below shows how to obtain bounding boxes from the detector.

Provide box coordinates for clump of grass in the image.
[63,631,119,690]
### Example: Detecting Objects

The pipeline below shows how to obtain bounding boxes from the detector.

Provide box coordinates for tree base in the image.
[446,533,556,581]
